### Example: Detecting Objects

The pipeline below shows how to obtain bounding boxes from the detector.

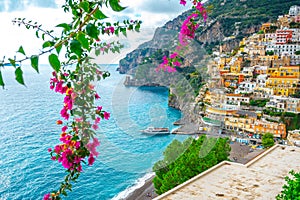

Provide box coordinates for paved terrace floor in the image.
[154,145,300,200]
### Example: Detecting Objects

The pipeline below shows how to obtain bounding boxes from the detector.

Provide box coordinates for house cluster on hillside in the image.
[200,5,300,146]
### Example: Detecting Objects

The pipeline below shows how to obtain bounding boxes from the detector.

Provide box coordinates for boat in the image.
[140,127,170,135]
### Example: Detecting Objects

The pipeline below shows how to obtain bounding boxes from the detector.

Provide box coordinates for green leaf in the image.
[135,23,141,32]
[48,54,61,72]
[95,48,101,56]
[70,39,83,57]
[0,70,5,88]
[93,8,108,20]
[56,44,62,55]
[30,55,39,73]
[42,41,55,48]
[8,58,16,67]
[79,1,89,12]
[86,23,99,39]
[109,0,126,12]
[17,46,26,55]
[77,32,89,50]
[56,23,71,32]
[35,30,39,38]
[15,67,25,85]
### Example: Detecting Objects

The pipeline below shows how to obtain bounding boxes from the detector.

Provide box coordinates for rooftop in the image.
[154,145,300,200]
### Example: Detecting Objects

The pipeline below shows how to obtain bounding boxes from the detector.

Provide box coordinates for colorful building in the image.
[253,120,286,138]
[266,66,300,96]
[276,29,293,44]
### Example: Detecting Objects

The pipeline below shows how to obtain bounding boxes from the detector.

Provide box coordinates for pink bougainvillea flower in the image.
[60,107,70,120]
[93,138,100,146]
[43,193,50,200]
[75,141,81,149]
[170,52,178,59]
[62,126,68,132]
[105,26,115,34]
[179,13,199,46]
[77,164,83,172]
[74,156,82,164]
[54,145,62,154]
[97,106,102,111]
[180,0,186,6]
[95,93,100,99]
[103,112,110,120]
[48,148,52,152]
[64,95,73,110]
[86,138,100,157]
[195,2,207,22]
[88,154,95,166]
[95,117,101,124]
[173,61,182,67]
[92,124,99,130]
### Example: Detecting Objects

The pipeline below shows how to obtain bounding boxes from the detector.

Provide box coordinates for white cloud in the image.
[0,0,193,64]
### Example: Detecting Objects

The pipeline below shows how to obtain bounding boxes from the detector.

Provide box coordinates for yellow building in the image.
[230,57,243,73]
[266,66,300,96]
[218,57,232,70]
[251,55,281,66]
[260,23,272,33]
[224,117,256,133]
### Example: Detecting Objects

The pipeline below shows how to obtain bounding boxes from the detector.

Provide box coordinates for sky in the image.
[0,0,193,64]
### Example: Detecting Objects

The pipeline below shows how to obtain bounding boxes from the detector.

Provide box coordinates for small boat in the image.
[140,127,170,135]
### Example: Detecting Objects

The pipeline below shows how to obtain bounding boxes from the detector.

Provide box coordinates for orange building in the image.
[253,120,286,138]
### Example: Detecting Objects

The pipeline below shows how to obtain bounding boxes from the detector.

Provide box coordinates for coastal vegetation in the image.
[249,99,269,107]
[277,170,300,200]
[261,133,275,148]
[152,135,231,194]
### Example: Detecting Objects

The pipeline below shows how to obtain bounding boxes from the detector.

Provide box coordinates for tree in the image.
[277,170,300,200]
[262,133,275,148]
[153,135,231,194]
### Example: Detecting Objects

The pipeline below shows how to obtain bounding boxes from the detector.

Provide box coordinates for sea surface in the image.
[0,64,187,200]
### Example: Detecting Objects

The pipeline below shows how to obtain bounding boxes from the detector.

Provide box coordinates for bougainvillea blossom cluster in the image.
[156,0,207,72]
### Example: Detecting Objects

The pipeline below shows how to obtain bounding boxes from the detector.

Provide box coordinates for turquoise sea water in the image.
[0,64,186,200]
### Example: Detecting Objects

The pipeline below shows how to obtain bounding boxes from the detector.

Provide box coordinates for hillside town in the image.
[197,5,300,147]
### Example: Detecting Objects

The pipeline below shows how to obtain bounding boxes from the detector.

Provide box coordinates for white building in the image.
[235,81,256,94]
[256,74,268,87]
[225,94,250,106]
[253,87,274,99]
[286,98,300,113]
[291,29,300,43]
[289,5,300,16]
[266,95,288,111]
[267,44,300,56]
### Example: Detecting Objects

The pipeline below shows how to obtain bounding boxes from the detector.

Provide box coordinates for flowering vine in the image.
[156,0,207,72]
[0,0,208,199]
[0,0,141,199]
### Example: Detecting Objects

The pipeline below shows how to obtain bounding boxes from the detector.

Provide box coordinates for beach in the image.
[123,175,158,200]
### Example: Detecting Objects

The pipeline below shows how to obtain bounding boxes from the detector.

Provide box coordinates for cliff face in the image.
[118,0,300,124]
[119,0,300,74]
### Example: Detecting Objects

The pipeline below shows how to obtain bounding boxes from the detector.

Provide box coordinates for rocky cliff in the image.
[118,0,300,125]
